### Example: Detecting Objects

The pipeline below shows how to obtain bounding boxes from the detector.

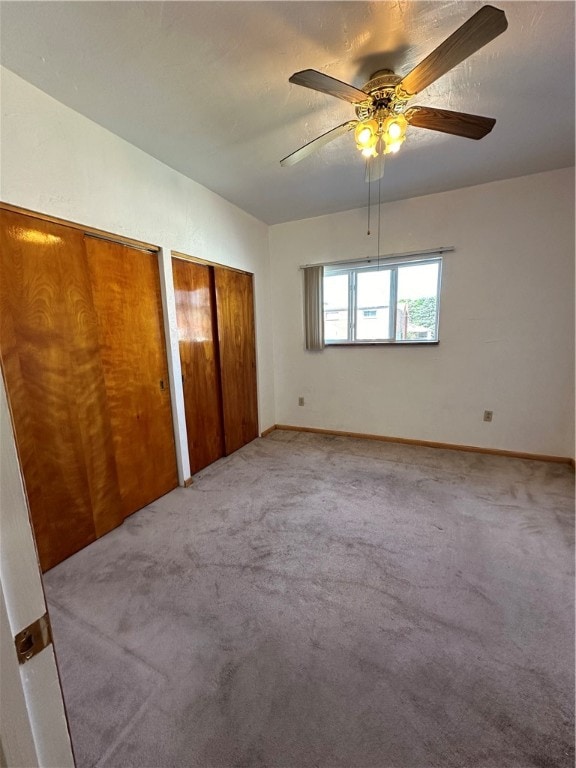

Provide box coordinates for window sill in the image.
[325,341,440,347]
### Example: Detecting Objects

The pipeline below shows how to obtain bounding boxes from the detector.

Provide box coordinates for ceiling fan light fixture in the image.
[384,138,404,154]
[383,114,408,143]
[281,5,508,170]
[355,119,378,150]
[380,113,408,155]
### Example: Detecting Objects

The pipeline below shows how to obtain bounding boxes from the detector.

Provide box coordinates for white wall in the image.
[269,167,575,458]
[0,67,276,462]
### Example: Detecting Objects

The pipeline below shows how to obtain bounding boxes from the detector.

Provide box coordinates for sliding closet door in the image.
[172,258,225,473]
[0,210,124,571]
[85,238,178,516]
[214,267,258,455]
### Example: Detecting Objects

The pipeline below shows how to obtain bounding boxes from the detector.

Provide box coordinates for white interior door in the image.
[0,375,74,767]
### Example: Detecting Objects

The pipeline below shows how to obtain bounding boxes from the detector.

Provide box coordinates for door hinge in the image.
[14,612,52,664]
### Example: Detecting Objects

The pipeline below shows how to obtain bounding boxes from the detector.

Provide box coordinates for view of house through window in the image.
[323,257,442,344]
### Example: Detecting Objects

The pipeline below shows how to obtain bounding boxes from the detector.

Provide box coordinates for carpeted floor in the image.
[43,430,574,768]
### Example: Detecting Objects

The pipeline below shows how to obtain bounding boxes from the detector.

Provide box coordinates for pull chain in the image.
[377,167,382,270]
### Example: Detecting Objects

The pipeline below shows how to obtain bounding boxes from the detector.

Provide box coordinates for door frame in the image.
[171,251,260,462]
[0,373,75,767]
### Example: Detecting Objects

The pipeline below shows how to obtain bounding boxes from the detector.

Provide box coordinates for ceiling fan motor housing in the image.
[356,69,408,121]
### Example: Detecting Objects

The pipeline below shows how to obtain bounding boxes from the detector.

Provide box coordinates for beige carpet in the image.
[44,430,574,768]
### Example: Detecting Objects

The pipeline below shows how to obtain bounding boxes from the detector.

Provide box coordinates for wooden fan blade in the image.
[289,69,370,104]
[280,121,358,167]
[398,5,508,97]
[406,106,496,139]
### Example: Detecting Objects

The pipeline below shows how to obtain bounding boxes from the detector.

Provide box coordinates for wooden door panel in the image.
[0,211,123,571]
[85,238,178,515]
[172,259,224,473]
[214,267,258,455]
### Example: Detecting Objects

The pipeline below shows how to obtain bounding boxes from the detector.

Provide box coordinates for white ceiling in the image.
[1,1,574,225]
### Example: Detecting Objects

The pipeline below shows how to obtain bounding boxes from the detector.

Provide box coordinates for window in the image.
[323,256,442,345]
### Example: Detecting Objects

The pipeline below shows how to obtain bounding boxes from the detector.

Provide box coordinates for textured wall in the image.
[269,167,575,457]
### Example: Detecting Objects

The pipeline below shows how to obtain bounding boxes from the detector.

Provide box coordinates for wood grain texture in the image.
[407,106,495,139]
[289,69,369,104]
[399,5,508,96]
[214,267,259,455]
[172,258,225,474]
[85,237,178,516]
[171,252,250,275]
[0,202,159,252]
[0,211,123,571]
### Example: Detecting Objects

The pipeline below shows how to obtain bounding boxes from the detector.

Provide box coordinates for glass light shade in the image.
[355,119,378,150]
[357,127,372,144]
[384,137,405,154]
[383,114,408,143]
[361,146,378,158]
[381,113,408,155]
[388,122,402,140]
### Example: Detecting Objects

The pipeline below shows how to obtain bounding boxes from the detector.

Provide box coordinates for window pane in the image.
[396,262,439,341]
[324,273,349,341]
[356,270,391,340]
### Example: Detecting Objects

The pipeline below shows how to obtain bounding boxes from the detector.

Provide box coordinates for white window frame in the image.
[323,255,443,345]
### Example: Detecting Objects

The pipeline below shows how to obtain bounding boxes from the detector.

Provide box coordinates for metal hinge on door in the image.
[14,612,52,664]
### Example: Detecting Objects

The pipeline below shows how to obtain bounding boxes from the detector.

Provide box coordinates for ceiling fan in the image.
[280,5,508,173]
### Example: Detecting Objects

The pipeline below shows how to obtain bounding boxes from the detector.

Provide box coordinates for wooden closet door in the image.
[214,267,258,455]
[0,210,124,571]
[84,238,178,516]
[172,258,224,474]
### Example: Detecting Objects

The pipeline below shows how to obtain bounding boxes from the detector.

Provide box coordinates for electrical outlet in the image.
[483,410,493,422]
[298,397,305,406]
